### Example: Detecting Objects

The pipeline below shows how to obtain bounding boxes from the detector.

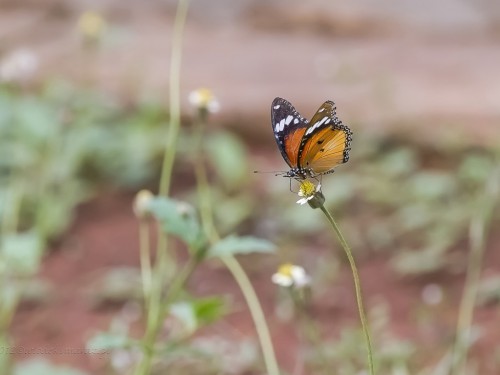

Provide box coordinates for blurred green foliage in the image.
[0,81,170,375]
[13,359,88,375]
[0,81,169,244]
[268,135,499,276]
[0,78,499,375]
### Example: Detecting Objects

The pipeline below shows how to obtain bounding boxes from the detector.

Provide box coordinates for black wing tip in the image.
[343,125,353,163]
[272,97,291,106]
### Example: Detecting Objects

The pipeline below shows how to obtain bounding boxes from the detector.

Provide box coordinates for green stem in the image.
[193,129,218,242]
[158,0,190,197]
[1,179,23,236]
[153,0,192,316]
[293,293,330,373]
[451,166,499,375]
[319,204,375,375]
[0,178,24,333]
[135,0,190,373]
[165,253,201,306]
[139,221,152,304]
[195,186,281,375]
[193,123,280,375]
[221,256,281,375]
[134,249,200,375]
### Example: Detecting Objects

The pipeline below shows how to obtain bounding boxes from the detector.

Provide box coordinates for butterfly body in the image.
[271,97,352,180]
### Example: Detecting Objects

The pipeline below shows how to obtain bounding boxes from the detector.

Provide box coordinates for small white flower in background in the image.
[272,263,311,288]
[188,88,220,113]
[297,181,321,205]
[133,189,154,219]
[0,48,38,84]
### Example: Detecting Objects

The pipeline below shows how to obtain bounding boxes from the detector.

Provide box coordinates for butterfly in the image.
[271,97,353,180]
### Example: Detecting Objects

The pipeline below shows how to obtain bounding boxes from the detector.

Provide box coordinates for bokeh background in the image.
[1,0,499,374]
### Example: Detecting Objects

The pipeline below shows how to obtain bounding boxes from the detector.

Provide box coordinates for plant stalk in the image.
[158,0,190,197]
[193,121,280,375]
[221,256,281,375]
[450,166,499,375]
[319,204,375,375]
[139,221,152,304]
[135,0,190,373]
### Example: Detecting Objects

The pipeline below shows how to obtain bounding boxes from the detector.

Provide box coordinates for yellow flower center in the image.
[194,88,214,107]
[299,180,316,197]
[277,263,294,278]
[78,12,106,39]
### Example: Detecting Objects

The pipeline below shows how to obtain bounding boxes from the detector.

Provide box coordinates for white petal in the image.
[208,100,220,113]
[290,266,311,287]
[271,273,293,287]
[296,198,309,205]
[188,91,200,105]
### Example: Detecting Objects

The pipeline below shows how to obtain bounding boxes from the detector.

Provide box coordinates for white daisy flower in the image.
[272,263,311,288]
[0,48,38,84]
[188,88,220,113]
[297,181,321,205]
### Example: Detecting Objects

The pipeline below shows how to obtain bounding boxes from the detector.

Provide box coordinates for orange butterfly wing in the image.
[271,98,308,169]
[299,101,352,175]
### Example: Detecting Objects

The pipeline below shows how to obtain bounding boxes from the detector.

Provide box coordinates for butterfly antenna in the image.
[253,170,288,177]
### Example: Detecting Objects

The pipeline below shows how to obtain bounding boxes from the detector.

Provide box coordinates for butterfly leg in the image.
[287,177,304,193]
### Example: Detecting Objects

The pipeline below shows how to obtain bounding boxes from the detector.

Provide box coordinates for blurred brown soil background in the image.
[1,0,499,138]
[2,0,500,374]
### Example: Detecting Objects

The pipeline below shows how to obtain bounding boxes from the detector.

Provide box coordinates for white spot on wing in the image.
[294,118,299,124]
[273,105,280,109]
[305,116,328,135]
[285,115,293,125]
[279,119,285,131]
[319,108,325,112]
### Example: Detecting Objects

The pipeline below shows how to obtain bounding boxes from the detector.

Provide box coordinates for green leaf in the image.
[192,297,226,327]
[207,235,275,258]
[0,231,43,276]
[170,302,197,333]
[13,96,59,144]
[458,154,494,184]
[169,297,225,334]
[87,332,132,351]
[378,147,419,177]
[409,172,456,201]
[35,183,89,241]
[14,359,88,375]
[148,197,205,251]
[206,132,248,190]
